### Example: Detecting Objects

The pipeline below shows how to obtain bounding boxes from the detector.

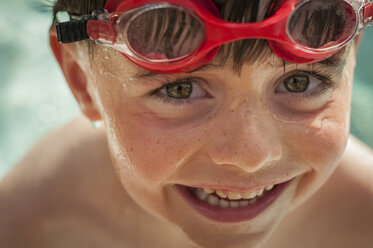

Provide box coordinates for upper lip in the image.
[170,162,308,194]
[179,177,295,193]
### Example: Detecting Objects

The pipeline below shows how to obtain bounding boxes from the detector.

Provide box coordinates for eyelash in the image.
[278,69,336,100]
[150,70,336,107]
[152,95,195,108]
[151,77,207,108]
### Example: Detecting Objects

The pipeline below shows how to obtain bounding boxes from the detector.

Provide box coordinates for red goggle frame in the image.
[56,0,373,73]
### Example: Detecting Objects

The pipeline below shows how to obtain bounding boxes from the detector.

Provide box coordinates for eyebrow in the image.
[133,47,349,78]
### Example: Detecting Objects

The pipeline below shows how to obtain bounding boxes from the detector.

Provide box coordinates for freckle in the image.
[130,147,134,151]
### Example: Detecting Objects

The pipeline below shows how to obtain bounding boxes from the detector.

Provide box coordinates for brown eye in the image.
[153,77,209,107]
[284,76,309,93]
[166,82,193,99]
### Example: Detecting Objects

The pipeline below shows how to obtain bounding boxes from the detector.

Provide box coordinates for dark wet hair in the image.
[53,0,349,72]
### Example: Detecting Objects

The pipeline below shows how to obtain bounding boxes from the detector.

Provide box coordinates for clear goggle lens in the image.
[287,0,357,51]
[111,0,358,63]
[116,4,205,63]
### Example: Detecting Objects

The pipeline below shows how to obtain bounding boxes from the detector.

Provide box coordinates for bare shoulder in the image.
[0,116,191,248]
[336,135,373,218]
[336,135,373,200]
[306,135,373,246]
[0,115,128,247]
[264,135,373,248]
[340,135,373,171]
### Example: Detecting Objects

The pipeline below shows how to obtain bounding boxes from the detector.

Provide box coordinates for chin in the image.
[181,227,273,248]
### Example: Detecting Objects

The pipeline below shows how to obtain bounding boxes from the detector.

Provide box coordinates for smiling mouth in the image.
[187,184,277,208]
[176,179,293,223]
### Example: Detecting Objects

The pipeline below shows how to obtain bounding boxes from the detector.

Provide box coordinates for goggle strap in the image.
[364,2,373,26]
[56,18,93,43]
[56,10,108,44]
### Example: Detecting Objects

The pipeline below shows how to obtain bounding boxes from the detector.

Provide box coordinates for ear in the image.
[50,25,101,121]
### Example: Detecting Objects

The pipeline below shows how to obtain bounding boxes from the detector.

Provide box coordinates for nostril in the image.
[207,137,280,173]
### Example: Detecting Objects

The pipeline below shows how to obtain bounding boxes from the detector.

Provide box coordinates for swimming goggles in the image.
[56,0,373,74]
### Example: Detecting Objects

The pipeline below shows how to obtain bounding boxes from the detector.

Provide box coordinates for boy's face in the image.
[69,43,356,247]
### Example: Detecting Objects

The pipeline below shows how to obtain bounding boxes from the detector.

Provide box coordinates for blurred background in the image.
[0,0,372,180]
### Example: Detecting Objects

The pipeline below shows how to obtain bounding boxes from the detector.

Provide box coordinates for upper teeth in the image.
[202,184,274,200]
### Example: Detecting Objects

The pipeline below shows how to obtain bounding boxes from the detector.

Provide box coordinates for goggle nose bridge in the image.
[200,7,291,51]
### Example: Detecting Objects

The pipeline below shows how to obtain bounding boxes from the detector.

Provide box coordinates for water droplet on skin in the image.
[230,97,240,111]
[106,122,128,166]
[271,113,304,125]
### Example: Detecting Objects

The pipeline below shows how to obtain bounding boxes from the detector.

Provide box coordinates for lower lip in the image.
[176,179,293,223]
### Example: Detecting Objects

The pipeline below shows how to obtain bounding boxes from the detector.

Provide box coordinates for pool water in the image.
[0,0,372,179]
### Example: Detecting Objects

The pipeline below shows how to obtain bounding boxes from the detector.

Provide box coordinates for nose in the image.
[205,107,282,173]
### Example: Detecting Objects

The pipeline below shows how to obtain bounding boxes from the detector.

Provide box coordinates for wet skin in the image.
[54,39,357,248]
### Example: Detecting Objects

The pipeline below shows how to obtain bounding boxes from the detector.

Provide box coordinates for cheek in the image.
[280,88,351,173]
[106,103,204,186]
[286,114,348,170]
[115,120,183,183]
[103,104,208,219]
[278,95,351,209]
